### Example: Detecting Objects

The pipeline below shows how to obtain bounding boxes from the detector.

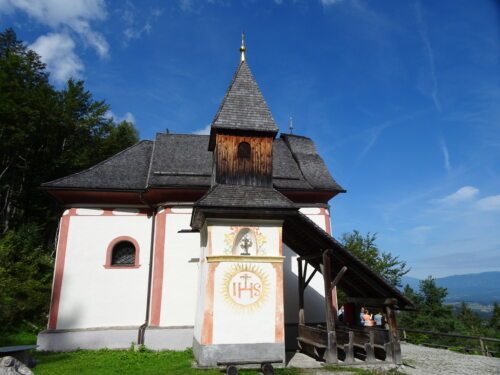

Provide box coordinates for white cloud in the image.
[192,124,211,135]
[179,0,194,12]
[105,111,136,124]
[434,186,479,205]
[321,0,344,5]
[0,0,108,58]
[409,225,432,245]
[415,1,441,111]
[439,139,451,173]
[29,33,83,84]
[120,2,162,44]
[476,195,500,211]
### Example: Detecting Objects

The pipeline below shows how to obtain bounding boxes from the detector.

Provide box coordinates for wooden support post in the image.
[479,338,486,356]
[364,330,376,363]
[385,305,402,365]
[297,259,305,325]
[344,331,354,364]
[384,342,393,363]
[326,331,338,364]
[321,249,337,364]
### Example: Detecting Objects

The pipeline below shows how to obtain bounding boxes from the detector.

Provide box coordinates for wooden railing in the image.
[398,328,500,357]
[297,324,398,364]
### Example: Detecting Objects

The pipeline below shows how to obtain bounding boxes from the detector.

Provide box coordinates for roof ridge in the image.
[145,137,157,189]
[42,140,153,187]
[280,134,311,184]
[210,61,278,133]
[156,132,210,138]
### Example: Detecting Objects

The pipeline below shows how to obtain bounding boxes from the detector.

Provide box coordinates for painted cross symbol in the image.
[240,235,252,255]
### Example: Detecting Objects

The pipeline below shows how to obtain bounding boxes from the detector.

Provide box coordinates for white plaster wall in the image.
[57,211,152,329]
[193,224,208,342]
[159,208,200,327]
[212,262,277,344]
[283,207,331,324]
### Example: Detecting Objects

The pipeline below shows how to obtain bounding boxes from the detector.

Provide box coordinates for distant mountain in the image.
[401,271,500,304]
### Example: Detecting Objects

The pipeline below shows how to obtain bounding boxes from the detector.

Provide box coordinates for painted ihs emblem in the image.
[222,264,270,311]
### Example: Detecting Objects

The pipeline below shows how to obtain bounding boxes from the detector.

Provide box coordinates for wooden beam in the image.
[297,253,322,261]
[321,250,337,364]
[346,297,398,306]
[331,266,347,288]
[385,305,402,365]
[297,259,305,325]
[304,268,318,289]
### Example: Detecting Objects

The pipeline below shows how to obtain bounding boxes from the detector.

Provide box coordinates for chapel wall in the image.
[53,207,153,330]
[153,207,201,327]
[282,207,332,325]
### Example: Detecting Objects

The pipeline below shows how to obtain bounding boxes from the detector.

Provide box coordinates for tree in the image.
[0,224,53,330]
[489,302,500,335]
[455,301,482,335]
[399,277,455,333]
[340,230,410,287]
[0,28,140,331]
[0,28,139,238]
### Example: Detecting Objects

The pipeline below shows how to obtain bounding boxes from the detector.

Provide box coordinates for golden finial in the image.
[240,32,246,63]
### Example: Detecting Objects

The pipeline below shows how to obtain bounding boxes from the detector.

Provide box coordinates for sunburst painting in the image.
[221,263,271,312]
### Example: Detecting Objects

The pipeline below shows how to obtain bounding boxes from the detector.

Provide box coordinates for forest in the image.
[0,28,498,355]
[0,28,139,336]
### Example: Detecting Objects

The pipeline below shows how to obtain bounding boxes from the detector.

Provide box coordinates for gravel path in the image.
[400,342,500,375]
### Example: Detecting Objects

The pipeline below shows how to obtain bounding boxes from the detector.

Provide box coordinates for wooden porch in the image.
[292,243,406,365]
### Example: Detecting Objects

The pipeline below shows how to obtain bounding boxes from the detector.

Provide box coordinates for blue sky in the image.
[1,0,499,278]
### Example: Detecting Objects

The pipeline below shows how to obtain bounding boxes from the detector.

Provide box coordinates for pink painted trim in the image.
[48,214,71,329]
[322,208,332,235]
[104,236,141,268]
[201,263,217,345]
[273,263,284,343]
[150,208,169,326]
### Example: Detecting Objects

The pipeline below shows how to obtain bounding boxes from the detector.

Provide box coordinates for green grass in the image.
[32,349,302,375]
[0,331,37,346]
[0,331,400,375]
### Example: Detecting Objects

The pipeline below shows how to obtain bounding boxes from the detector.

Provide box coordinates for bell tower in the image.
[208,33,277,188]
[191,37,297,368]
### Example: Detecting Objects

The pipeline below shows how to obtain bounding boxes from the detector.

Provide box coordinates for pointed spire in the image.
[240,32,246,63]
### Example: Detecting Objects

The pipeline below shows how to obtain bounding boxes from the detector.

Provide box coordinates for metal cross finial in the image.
[240,32,246,63]
[289,116,294,134]
[240,234,252,255]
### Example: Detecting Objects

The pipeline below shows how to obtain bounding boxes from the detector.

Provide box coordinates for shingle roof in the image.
[281,134,345,192]
[42,140,153,190]
[210,61,278,134]
[283,212,414,309]
[148,134,212,188]
[195,184,295,209]
[42,133,344,195]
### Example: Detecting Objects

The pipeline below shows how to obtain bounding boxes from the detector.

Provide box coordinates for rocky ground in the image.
[287,343,500,374]
[399,342,499,375]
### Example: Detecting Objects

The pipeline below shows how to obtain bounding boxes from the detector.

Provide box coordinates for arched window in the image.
[105,237,140,268]
[112,241,136,265]
[237,142,251,159]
